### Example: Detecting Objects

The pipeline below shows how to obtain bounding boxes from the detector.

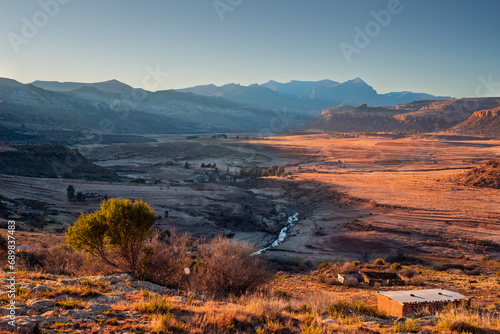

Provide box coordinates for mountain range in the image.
[0,76,498,143]
[178,77,452,111]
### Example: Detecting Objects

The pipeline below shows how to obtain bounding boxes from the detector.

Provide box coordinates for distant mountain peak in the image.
[345,77,367,85]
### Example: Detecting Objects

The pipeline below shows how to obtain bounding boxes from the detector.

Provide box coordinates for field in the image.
[1,133,499,261]
[2,132,500,333]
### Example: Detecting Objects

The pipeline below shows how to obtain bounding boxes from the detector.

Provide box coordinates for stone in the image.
[117,273,135,282]
[95,295,126,303]
[134,280,166,294]
[15,303,29,316]
[418,316,437,326]
[58,278,79,286]
[26,299,56,312]
[84,303,112,316]
[55,294,70,301]
[19,283,36,290]
[406,312,418,319]
[110,283,136,293]
[62,309,91,319]
[363,321,379,326]
[395,316,407,323]
[322,318,337,325]
[31,285,53,294]
[0,316,42,334]
[359,315,387,323]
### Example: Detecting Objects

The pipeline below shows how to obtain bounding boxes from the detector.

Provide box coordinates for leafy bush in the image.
[373,258,385,266]
[317,262,333,271]
[136,296,172,314]
[56,297,85,309]
[390,263,402,271]
[66,198,156,272]
[193,235,271,297]
[393,319,421,333]
[340,261,359,274]
[406,275,426,286]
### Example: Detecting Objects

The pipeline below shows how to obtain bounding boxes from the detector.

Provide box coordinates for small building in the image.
[337,273,361,284]
[377,289,469,317]
[360,271,404,286]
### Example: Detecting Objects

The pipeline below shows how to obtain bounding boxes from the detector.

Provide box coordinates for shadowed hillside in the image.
[454,160,500,189]
[0,144,119,180]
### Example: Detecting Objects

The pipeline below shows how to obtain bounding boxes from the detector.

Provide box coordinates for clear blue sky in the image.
[1,0,499,97]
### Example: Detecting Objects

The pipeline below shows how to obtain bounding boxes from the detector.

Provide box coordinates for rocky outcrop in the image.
[452,107,500,137]
[0,273,180,334]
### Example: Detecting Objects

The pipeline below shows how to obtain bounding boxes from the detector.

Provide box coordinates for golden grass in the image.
[436,305,500,333]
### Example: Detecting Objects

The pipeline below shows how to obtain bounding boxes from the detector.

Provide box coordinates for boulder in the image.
[322,318,337,325]
[84,303,112,316]
[117,273,135,282]
[134,281,166,294]
[58,278,79,286]
[31,285,52,294]
[26,299,55,313]
[0,316,43,334]
[19,283,35,290]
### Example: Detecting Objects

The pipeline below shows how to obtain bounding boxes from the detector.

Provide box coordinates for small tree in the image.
[184,162,189,169]
[66,185,75,200]
[276,166,285,177]
[76,192,86,202]
[66,198,156,272]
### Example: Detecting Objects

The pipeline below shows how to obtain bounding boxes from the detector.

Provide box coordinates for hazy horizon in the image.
[1,0,500,98]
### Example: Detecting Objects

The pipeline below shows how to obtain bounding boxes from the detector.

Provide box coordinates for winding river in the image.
[252,212,299,255]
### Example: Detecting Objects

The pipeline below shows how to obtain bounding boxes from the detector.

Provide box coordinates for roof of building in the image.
[378,289,468,305]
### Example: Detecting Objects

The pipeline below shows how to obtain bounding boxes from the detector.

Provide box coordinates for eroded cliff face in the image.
[452,106,500,137]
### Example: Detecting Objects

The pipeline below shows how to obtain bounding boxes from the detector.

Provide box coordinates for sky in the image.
[1,0,500,98]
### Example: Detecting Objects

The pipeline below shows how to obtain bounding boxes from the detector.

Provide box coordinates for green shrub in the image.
[393,319,421,333]
[66,198,156,272]
[57,297,84,309]
[373,258,385,266]
[136,296,172,314]
[318,262,333,270]
[390,263,402,271]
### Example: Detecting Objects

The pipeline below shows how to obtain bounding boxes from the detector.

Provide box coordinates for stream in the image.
[252,212,299,255]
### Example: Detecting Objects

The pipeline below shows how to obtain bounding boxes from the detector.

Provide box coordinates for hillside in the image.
[0,144,118,180]
[451,107,500,137]
[312,104,402,132]
[310,98,500,134]
[1,78,307,138]
[454,160,500,189]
